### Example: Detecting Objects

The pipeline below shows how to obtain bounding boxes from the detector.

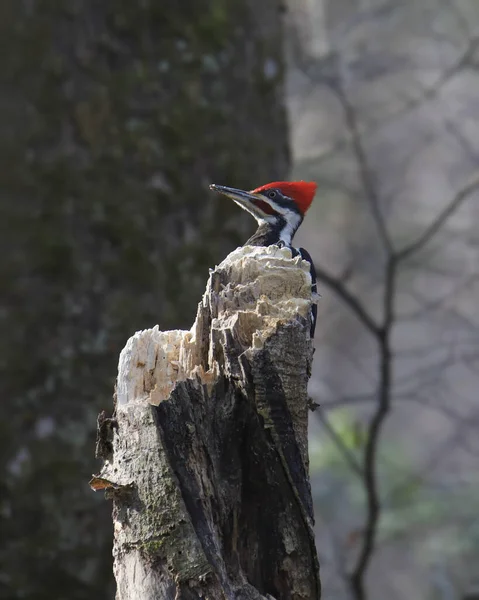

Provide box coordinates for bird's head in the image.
[210,180,317,243]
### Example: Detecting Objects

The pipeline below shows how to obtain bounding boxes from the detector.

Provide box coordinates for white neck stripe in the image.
[278,212,302,246]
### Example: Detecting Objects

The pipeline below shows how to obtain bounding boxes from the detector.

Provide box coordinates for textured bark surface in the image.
[1,2,288,597]
[92,246,321,600]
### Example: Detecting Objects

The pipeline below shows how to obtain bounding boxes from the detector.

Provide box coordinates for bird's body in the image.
[210,180,318,337]
[244,219,291,247]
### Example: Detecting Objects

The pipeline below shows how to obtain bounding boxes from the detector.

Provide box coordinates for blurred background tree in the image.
[0,1,288,598]
[285,0,479,599]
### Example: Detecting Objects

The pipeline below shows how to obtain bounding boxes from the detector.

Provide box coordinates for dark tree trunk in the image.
[1,2,288,597]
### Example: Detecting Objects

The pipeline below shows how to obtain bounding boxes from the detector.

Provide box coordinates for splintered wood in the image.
[92,245,321,600]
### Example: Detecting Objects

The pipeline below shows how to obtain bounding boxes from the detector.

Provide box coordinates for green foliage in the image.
[310,407,479,586]
[310,409,365,470]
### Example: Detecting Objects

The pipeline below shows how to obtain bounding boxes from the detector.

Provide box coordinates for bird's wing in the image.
[297,247,318,338]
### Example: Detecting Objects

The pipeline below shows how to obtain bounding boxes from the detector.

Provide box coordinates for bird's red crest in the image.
[251,181,317,215]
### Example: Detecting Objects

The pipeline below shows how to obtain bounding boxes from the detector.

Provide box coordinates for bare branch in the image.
[315,407,364,478]
[295,36,479,168]
[400,391,473,424]
[320,393,376,410]
[383,417,473,508]
[349,257,396,600]
[441,0,474,36]
[395,35,479,113]
[394,352,458,396]
[444,118,479,164]
[397,273,479,321]
[314,264,381,337]
[396,173,479,262]
[332,82,394,254]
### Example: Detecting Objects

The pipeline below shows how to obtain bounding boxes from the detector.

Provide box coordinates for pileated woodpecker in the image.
[210,181,318,337]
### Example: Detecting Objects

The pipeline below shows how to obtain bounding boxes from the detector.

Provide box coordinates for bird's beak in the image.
[209,184,269,220]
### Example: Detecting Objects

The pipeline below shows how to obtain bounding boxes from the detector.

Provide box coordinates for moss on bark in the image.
[0,1,289,598]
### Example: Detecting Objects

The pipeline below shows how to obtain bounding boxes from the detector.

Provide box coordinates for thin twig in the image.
[320,393,375,410]
[333,83,394,254]
[383,418,471,508]
[314,264,381,337]
[295,36,479,170]
[396,174,479,262]
[397,272,479,321]
[444,118,479,164]
[315,408,364,478]
[390,36,479,121]
[441,0,473,36]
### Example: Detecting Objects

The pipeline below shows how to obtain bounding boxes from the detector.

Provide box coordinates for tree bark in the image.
[91,245,321,600]
[2,2,288,595]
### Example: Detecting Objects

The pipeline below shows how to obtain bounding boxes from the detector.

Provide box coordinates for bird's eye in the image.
[268,190,276,199]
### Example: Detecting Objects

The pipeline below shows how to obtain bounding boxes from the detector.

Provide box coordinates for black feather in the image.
[292,247,317,338]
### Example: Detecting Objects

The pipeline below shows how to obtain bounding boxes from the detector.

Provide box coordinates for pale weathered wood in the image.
[91,245,321,600]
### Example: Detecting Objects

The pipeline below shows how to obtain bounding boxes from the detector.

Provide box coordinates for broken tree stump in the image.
[91,245,321,600]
